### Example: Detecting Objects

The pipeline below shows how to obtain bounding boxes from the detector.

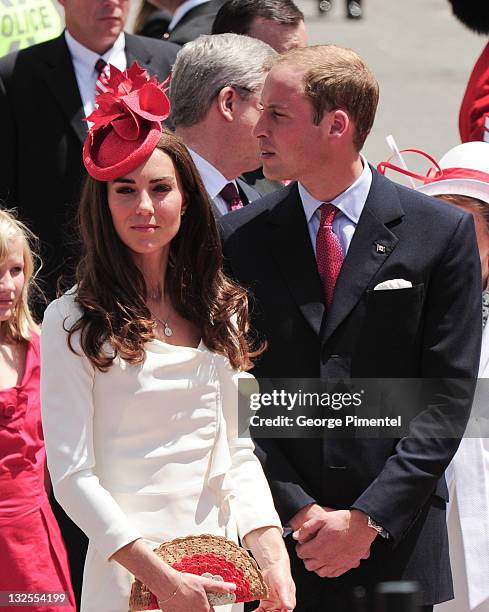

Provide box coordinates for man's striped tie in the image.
[94,58,109,95]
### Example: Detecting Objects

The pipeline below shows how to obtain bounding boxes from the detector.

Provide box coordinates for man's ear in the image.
[216,86,237,123]
[328,110,349,138]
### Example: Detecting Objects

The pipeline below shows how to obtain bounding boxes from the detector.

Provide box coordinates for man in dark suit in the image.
[170,33,277,215]
[135,3,172,39]
[0,1,178,604]
[163,0,228,45]
[0,0,178,305]
[212,0,307,54]
[220,45,482,611]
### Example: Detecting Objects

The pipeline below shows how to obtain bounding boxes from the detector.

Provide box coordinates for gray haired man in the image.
[170,33,276,215]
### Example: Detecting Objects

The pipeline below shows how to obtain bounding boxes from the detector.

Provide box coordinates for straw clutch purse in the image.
[128,534,268,610]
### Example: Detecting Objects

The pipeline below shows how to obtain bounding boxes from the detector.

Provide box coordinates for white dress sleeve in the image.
[217,360,282,540]
[40,294,142,560]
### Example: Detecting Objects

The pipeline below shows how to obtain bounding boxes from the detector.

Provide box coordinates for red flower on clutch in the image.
[128,535,268,610]
[173,553,253,602]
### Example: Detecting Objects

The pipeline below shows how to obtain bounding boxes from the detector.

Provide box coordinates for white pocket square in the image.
[374,279,413,291]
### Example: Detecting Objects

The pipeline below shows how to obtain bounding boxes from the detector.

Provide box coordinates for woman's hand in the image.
[155,571,236,612]
[111,540,236,611]
[254,558,296,611]
[243,526,296,612]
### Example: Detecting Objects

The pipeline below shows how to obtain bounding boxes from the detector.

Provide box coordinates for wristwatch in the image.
[367,515,389,538]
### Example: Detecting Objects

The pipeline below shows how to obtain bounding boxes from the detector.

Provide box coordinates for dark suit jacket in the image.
[167,0,228,45]
[220,171,482,607]
[0,32,178,303]
[241,167,285,196]
[137,9,172,39]
[237,177,261,206]
[208,177,261,218]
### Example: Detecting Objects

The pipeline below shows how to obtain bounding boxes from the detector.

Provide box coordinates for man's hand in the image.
[293,509,377,578]
[288,503,329,532]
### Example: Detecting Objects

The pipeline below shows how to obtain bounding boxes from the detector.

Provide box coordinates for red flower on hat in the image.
[86,63,170,141]
[83,62,171,180]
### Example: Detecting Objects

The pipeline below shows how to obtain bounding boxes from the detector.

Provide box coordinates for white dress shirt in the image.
[168,0,211,31]
[299,156,372,256]
[64,30,126,119]
[189,149,240,216]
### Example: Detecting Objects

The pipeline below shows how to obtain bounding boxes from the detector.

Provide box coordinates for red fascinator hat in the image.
[83,62,171,181]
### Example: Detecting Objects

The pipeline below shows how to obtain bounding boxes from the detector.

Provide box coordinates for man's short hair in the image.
[212,0,304,36]
[170,33,276,128]
[271,45,379,151]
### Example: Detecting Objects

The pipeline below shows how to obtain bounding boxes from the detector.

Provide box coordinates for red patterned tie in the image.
[220,182,244,211]
[95,58,108,95]
[316,203,344,308]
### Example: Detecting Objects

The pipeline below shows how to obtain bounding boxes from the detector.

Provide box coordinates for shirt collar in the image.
[168,0,211,31]
[188,149,231,200]
[299,155,372,224]
[64,29,125,74]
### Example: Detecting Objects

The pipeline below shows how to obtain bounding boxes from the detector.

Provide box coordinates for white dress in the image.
[435,324,489,612]
[40,293,281,612]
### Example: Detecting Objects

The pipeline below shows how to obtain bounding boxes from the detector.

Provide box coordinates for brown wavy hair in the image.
[68,129,258,371]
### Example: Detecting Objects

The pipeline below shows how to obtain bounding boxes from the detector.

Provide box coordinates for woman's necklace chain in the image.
[148,286,163,301]
[152,311,173,337]
[147,286,173,337]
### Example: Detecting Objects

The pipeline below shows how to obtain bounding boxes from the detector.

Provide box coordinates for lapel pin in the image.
[375,243,387,254]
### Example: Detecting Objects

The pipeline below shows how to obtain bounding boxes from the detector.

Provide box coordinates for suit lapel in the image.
[38,34,87,144]
[169,0,226,35]
[236,178,260,205]
[268,185,325,337]
[124,34,153,72]
[321,170,404,345]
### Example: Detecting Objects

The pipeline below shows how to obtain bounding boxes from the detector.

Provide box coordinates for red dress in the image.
[0,334,75,611]
[459,42,489,142]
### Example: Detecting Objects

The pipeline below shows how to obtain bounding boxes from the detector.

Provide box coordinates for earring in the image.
[180,208,186,217]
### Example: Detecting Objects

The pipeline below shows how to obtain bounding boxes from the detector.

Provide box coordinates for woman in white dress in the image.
[415,142,489,612]
[40,63,295,612]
